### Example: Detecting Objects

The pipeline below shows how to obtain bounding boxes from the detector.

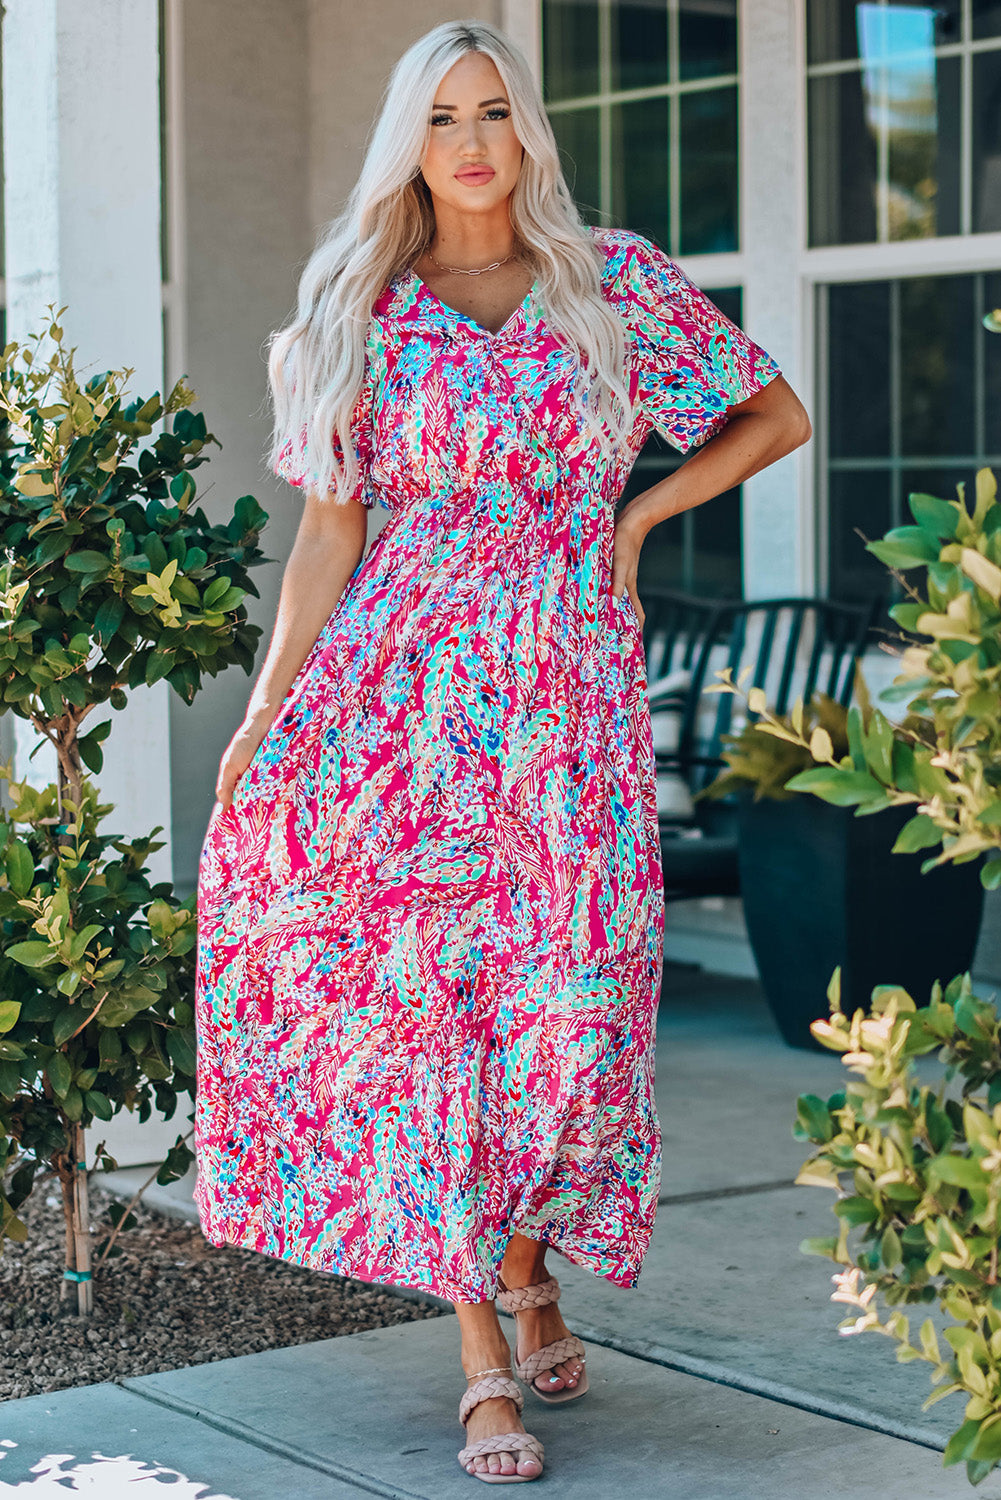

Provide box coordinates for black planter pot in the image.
[737,796,986,1050]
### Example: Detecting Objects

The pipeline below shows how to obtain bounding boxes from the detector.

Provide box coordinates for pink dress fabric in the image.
[194,227,781,1301]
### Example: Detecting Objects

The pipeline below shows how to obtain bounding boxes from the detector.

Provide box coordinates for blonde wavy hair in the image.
[265,19,633,504]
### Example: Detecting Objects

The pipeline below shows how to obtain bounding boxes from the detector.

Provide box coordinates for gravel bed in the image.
[1,1181,445,1402]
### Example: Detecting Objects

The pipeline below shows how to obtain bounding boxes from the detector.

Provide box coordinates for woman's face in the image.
[419,51,524,218]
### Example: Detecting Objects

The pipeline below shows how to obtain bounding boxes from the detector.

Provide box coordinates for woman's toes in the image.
[518,1455,543,1477]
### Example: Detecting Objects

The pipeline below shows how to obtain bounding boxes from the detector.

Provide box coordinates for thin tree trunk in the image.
[69,1122,93,1316]
[58,1165,75,1307]
[54,720,92,1314]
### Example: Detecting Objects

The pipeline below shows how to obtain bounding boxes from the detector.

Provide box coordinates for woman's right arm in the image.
[213,489,370,809]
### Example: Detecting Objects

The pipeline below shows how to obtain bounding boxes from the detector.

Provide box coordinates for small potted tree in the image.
[0,308,268,1312]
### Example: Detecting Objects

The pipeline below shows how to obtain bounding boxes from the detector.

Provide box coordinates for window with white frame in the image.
[542,0,739,256]
[820,270,1001,606]
[807,0,1001,245]
[542,0,745,597]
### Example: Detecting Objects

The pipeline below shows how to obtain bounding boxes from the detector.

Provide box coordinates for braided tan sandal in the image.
[495,1275,589,1406]
[457,1367,545,1484]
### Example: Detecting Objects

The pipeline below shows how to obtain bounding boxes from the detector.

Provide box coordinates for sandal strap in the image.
[459,1375,525,1427]
[458,1432,545,1466]
[515,1335,586,1384]
[495,1275,561,1313]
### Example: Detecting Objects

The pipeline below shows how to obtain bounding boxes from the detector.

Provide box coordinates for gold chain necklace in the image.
[427,248,520,276]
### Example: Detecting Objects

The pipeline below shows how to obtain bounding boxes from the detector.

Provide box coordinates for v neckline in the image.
[404,267,539,339]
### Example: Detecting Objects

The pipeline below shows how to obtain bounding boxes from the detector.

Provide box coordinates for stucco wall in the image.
[170,0,501,895]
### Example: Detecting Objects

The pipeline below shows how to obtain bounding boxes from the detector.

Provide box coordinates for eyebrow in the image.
[431,96,510,109]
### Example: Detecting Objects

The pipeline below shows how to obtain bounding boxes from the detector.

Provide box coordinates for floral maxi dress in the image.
[194,228,781,1302]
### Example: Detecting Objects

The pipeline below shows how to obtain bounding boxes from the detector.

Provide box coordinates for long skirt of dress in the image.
[194,477,664,1304]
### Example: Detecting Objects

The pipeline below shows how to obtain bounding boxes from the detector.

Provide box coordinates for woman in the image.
[194,19,810,1486]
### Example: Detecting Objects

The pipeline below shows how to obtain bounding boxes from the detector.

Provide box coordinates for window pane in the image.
[985,272,1001,454]
[901,467,981,516]
[690,485,742,595]
[542,0,600,101]
[881,2,961,55]
[551,109,602,221]
[828,282,891,459]
[807,0,863,64]
[611,0,668,93]
[809,2,962,64]
[809,72,879,245]
[828,470,893,604]
[679,85,738,254]
[710,286,742,325]
[678,0,738,81]
[973,50,1001,234]
[972,2,1001,41]
[899,276,976,457]
[886,53,961,239]
[611,97,671,250]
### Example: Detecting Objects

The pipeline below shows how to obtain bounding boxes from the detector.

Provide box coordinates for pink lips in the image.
[455,167,495,184]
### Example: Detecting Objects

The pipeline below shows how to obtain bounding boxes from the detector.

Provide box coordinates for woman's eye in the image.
[429,107,511,127]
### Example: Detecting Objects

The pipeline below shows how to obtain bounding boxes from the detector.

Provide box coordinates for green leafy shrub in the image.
[796,973,1001,1486]
[0,308,269,1308]
[0,773,195,1242]
[702,690,851,803]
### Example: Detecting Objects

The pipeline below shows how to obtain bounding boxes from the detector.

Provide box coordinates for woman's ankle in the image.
[499,1232,549,1290]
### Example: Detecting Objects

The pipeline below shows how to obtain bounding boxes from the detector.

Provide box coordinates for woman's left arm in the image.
[611,374,812,624]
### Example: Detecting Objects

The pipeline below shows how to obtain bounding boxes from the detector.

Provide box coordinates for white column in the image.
[740,0,814,598]
[3,0,172,881]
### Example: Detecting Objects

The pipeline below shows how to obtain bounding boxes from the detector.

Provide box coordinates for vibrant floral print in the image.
[194,228,781,1301]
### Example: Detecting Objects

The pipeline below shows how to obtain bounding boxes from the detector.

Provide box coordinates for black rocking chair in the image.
[638,588,880,903]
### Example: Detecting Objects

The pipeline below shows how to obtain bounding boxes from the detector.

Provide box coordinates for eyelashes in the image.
[430,107,511,127]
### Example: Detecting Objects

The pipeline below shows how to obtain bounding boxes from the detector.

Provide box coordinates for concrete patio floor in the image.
[3,963,997,1498]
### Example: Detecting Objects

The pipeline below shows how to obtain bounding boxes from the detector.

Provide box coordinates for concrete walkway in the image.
[2,965,997,1498]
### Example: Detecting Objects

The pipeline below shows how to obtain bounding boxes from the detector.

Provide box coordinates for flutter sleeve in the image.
[617,232,782,455]
[273,344,384,508]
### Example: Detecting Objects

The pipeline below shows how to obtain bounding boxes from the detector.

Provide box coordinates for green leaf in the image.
[908,491,959,539]
[203,574,231,608]
[0,1001,21,1034]
[5,939,56,968]
[165,1028,196,1076]
[929,1155,987,1189]
[892,814,942,854]
[83,1089,114,1122]
[834,1195,879,1225]
[868,529,941,569]
[799,1235,841,1260]
[784,767,887,806]
[4,839,35,897]
[881,1225,902,1268]
[0,1059,21,1097]
[943,1419,982,1468]
[46,1051,72,1097]
[93,596,125,642]
[205,584,245,613]
[970,1416,1001,1463]
[52,1005,83,1046]
[795,1093,834,1142]
[64,550,111,574]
